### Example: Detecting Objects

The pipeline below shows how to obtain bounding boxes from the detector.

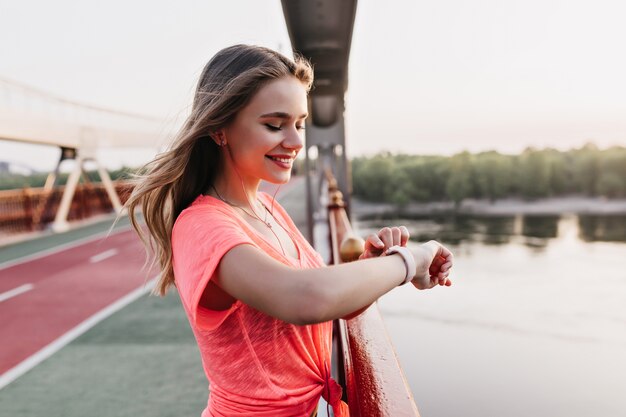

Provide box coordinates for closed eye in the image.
[265,124,281,131]
[265,124,305,132]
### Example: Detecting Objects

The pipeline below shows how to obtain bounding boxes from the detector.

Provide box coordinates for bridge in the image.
[0,74,173,232]
[0,1,421,416]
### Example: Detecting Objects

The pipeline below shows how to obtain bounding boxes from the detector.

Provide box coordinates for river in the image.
[354,213,626,417]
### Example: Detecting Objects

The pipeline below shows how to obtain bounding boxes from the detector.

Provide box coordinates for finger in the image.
[400,226,410,246]
[445,278,452,286]
[365,233,385,251]
[391,227,402,246]
[431,275,444,288]
[437,245,454,264]
[430,259,449,275]
[440,261,453,272]
[428,276,438,289]
[432,256,447,269]
[379,227,393,250]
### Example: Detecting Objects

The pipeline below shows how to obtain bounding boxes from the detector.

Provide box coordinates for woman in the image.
[124,45,453,417]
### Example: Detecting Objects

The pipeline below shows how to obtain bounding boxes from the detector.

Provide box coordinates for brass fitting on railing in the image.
[327,171,345,209]
[329,189,345,209]
[328,177,338,191]
[339,235,365,262]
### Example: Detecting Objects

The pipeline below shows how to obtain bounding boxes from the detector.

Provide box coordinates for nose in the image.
[282,125,304,153]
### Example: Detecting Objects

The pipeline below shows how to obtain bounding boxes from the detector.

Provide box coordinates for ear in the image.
[210,130,226,147]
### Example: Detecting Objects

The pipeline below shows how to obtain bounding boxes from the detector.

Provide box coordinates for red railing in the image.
[326,173,421,417]
[0,182,132,235]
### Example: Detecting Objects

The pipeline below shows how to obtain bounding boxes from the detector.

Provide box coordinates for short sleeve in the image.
[172,206,255,331]
[259,191,327,267]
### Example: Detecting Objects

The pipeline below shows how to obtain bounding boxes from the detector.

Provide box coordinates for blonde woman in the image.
[124,45,453,417]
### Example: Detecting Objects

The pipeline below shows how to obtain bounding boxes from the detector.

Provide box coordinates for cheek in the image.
[231,127,274,161]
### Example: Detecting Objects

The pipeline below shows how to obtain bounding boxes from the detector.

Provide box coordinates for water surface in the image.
[355,214,626,417]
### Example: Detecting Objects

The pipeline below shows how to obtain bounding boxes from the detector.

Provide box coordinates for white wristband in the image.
[385,245,416,286]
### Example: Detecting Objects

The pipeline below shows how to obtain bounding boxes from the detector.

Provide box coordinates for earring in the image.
[213,134,225,147]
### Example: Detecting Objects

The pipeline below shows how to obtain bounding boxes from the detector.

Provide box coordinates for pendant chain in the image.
[211,185,288,258]
[212,185,270,227]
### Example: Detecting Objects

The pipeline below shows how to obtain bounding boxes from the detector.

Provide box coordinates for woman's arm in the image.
[214,241,451,325]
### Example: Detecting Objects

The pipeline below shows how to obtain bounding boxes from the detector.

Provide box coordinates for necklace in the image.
[211,185,293,259]
[211,185,302,260]
[212,185,271,228]
[211,185,302,267]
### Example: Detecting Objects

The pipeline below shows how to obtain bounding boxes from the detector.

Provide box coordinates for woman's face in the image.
[223,75,308,185]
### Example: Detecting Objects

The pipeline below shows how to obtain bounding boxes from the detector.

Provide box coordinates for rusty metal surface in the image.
[340,306,421,417]
[0,182,132,235]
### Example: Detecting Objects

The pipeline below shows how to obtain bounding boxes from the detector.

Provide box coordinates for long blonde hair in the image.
[121,45,313,296]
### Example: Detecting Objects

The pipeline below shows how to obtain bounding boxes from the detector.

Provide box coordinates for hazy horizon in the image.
[1,0,625,171]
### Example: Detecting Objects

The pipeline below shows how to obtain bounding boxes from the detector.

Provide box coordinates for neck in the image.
[210,159,261,208]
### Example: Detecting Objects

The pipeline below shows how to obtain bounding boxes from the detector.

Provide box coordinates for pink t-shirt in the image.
[171,191,350,417]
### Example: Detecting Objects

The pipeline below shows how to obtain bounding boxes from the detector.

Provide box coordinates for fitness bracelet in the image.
[385,245,417,286]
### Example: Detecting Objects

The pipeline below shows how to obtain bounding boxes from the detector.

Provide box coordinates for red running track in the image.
[0,228,158,375]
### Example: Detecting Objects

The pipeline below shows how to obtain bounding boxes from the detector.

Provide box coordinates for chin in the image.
[265,173,291,184]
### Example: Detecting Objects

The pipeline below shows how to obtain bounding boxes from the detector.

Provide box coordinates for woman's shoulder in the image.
[183,193,230,213]
[174,194,237,231]
[172,194,256,255]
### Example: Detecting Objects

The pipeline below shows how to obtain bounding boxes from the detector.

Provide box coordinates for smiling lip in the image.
[266,155,293,169]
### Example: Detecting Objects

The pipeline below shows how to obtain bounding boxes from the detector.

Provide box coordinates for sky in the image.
[1,0,625,171]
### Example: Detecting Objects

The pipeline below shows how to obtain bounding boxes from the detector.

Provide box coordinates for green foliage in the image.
[571,143,601,196]
[519,148,551,198]
[0,166,140,191]
[0,172,49,190]
[446,152,473,207]
[473,151,514,201]
[351,145,626,205]
[598,172,624,197]
[352,155,395,202]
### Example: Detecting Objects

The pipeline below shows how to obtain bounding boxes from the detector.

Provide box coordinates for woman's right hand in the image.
[410,240,454,290]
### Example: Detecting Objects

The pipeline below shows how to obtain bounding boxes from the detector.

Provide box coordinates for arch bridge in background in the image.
[0,76,170,231]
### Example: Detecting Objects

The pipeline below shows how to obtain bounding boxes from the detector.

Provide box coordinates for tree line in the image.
[351,144,626,206]
[2,144,625,207]
[0,167,134,191]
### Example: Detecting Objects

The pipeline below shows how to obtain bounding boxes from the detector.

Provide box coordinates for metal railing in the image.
[326,172,421,417]
[0,182,132,235]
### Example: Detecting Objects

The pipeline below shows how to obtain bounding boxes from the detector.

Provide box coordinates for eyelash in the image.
[265,124,305,132]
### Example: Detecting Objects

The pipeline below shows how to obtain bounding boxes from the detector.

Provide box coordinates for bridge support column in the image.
[51,155,84,232]
[96,162,123,214]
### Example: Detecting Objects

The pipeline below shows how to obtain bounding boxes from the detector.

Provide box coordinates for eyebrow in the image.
[259,111,308,119]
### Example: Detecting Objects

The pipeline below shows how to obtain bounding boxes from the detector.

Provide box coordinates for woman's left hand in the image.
[359,226,410,259]
[344,226,410,320]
